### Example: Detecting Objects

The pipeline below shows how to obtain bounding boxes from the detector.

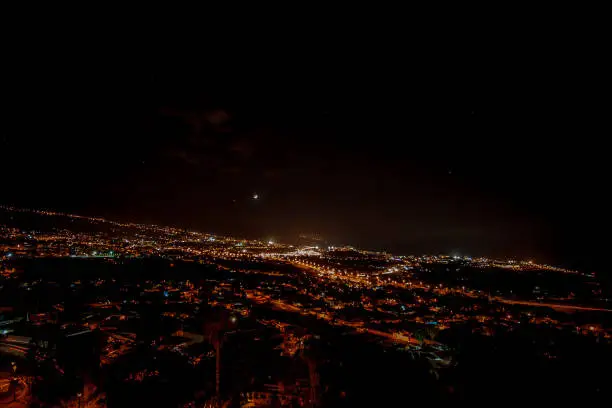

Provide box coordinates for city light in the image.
[0,204,609,406]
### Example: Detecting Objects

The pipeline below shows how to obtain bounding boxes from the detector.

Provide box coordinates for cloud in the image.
[204,109,230,126]
[228,139,254,158]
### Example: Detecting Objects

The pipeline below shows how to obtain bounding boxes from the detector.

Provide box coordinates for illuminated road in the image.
[246,288,437,348]
[492,297,612,313]
[290,259,612,315]
[0,343,28,357]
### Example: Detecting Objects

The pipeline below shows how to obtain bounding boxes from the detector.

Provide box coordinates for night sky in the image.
[1,25,608,271]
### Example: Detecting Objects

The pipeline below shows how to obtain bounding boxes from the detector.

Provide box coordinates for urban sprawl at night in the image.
[0,206,610,406]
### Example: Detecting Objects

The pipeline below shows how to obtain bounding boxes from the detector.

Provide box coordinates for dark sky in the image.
[1,22,609,271]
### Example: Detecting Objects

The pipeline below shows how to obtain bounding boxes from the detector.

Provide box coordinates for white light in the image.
[268,240,274,245]
[252,193,259,200]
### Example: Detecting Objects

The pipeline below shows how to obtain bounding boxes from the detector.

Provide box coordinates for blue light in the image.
[163,291,169,298]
